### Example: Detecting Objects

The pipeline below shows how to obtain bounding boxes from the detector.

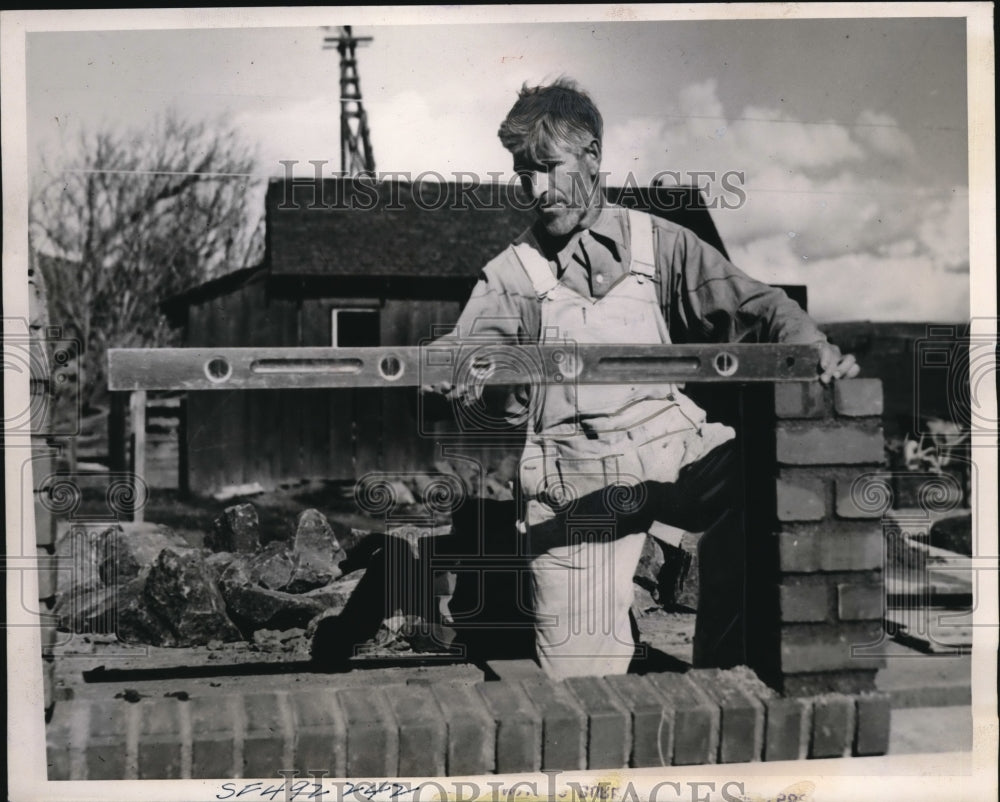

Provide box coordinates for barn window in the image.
[332,308,380,347]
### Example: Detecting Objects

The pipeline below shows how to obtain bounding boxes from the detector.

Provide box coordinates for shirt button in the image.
[594,273,605,285]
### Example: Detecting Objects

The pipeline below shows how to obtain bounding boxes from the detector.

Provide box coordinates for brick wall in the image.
[47,668,890,780]
[769,379,886,696]
[42,379,892,775]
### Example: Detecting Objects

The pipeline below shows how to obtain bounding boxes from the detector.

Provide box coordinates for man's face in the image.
[514,138,602,238]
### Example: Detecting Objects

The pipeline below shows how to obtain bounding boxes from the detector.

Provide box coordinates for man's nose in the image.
[525,171,547,201]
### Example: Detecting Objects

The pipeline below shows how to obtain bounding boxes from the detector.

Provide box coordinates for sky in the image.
[20,8,973,323]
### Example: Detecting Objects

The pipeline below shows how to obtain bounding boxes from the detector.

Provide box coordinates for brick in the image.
[688,669,765,763]
[46,698,78,780]
[854,692,891,756]
[290,690,347,778]
[835,476,890,519]
[191,695,238,779]
[810,695,855,758]
[779,583,831,623]
[337,688,399,777]
[430,683,495,776]
[778,527,884,573]
[763,697,810,761]
[646,673,719,765]
[837,583,884,621]
[775,421,884,465]
[86,699,128,780]
[564,676,630,770]
[137,697,184,779]
[604,674,672,768]
[520,679,586,771]
[777,532,817,573]
[41,619,59,654]
[384,684,446,777]
[34,490,55,547]
[243,692,293,778]
[774,381,827,419]
[476,681,541,774]
[817,528,883,571]
[776,475,826,522]
[781,623,886,674]
[834,379,883,417]
[37,545,56,599]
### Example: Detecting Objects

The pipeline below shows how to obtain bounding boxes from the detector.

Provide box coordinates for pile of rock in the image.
[52,496,700,651]
[53,505,367,648]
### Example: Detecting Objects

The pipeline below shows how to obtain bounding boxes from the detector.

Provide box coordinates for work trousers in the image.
[523,440,746,677]
[327,441,746,672]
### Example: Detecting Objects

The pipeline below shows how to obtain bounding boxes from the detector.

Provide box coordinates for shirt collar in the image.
[534,202,627,272]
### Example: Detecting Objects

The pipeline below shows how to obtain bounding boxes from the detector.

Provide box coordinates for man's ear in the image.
[582,138,602,173]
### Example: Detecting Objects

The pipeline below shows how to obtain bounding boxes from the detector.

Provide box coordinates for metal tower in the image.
[323,26,376,177]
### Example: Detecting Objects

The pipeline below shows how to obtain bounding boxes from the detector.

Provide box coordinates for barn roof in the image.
[165,179,733,316]
[265,178,729,278]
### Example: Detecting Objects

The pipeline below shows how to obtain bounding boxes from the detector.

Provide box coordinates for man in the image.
[311,78,858,678]
[425,78,858,680]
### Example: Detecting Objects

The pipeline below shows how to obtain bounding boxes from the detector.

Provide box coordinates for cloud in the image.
[234,76,968,324]
[601,80,967,322]
[729,234,968,322]
[853,109,917,160]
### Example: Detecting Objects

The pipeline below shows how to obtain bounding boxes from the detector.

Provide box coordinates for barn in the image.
[163,178,772,497]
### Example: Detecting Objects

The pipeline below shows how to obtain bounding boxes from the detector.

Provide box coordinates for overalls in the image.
[511,208,734,679]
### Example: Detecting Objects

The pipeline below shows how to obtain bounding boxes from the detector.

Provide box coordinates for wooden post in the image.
[129,390,147,523]
[108,392,128,472]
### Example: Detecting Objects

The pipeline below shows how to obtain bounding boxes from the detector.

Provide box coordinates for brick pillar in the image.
[770,379,887,696]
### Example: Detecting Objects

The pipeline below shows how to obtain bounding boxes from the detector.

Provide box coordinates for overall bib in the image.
[512,208,734,679]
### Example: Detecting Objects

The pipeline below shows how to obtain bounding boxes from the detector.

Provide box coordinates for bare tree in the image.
[30,111,265,411]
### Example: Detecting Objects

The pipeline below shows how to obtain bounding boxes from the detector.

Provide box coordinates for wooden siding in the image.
[182,284,480,495]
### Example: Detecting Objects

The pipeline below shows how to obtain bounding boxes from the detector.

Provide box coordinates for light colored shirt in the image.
[450,203,828,347]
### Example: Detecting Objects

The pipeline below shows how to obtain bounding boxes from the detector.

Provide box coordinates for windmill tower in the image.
[323,26,376,176]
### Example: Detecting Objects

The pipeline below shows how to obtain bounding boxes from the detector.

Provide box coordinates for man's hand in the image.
[420,380,479,402]
[817,342,860,384]
[418,380,482,421]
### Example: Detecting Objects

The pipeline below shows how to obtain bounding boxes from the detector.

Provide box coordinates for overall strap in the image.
[626,208,656,279]
[511,241,559,299]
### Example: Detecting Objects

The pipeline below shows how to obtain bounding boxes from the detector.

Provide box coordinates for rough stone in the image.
[634,535,666,602]
[55,523,120,598]
[54,580,117,634]
[98,524,185,585]
[286,509,345,593]
[115,571,177,646]
[302,573,363,610]
[633,533,697,610]
[661,538,697,609]
[222,561,363,635]
[248,541,296,591]
[207,503,260,553]
[203,551,236,585]
[54,567,178,645]
[144,546,242,645]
